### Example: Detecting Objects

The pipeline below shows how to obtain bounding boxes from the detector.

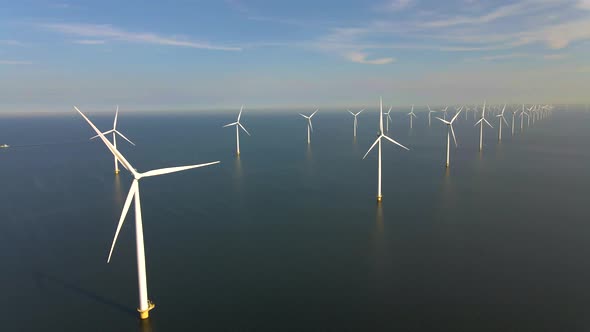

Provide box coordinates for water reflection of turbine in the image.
[138,318,153,332]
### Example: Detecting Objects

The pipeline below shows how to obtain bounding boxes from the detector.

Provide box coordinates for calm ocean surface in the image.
[1,108,589,331]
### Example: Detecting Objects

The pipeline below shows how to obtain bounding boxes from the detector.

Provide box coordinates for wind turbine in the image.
[510,106,518,136]
[223,105,250,156]
[348,109,364,137]
[90,105,135,174]
[363,97,409,202]
[496,104,509,141]
[384,106,393,132]
[436,107,462,168]
[407,105,417,129]
[520,104,529,130]
[441,106,449,120]
[474,101,493,151]
[427,105,437,127]
[299,109,318,144]
[74,106,220,320]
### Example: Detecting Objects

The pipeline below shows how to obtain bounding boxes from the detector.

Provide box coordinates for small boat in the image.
[0,144,9,148]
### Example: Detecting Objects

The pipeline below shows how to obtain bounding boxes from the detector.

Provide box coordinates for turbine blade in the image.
[115,130,136,146]
[383,135,410,151]
[223,122,238,128]
[349,110,355,116]
[474,118,483,126]
[74,106,136,176]
[451,109,462,123]
[427,105,432,111]
[502,116,509,127]
[308,119,314,132]
[435,117,450,124]
[358,109,364,114]
[113,105,119,130]
[107,181,137,263]
[299,113,308,119]
[90,129,114,140]
[237,105,244,122]
[363,137,380,160]
[139,161,220,178]
[484,118,493,128]
[310,109,318,118]
[239,123,251,136]
[450,125,457,147]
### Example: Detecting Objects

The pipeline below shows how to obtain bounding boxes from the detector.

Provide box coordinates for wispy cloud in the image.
[0,39,26,46]
[378,0,414,12]
[0,60,33,65]
[346,51,395,65]
[73,39,106,45]
[480,53,528,61]
[41,23,241,51]
[543,53,568,60]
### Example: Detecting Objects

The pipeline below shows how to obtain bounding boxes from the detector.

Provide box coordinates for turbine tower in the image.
[496,104,509,141]
[223,105,251,156]
[436,107,462,168]
[299,109,318,144]
[90,105,135,174]
[407,105,417,129]
[348,109,364,137]
[363,97,409,203]
[75,106,220,320]
[474,101,493,151]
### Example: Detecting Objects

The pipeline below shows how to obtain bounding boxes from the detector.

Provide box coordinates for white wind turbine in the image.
[363,97,409,202]
[75,106,220,320]
[223,105,251,156]
[384,106,393,132]
[496,104,509,141]
[474,101,493,151]
[90,105,135,174]
[348,109,364,137]
[511,106,518,136]
[441,106,449,120]
[407,105,417,129]
[436,107,462,168]
[520,104,529,130]
[299,109,318,144]
[427,105,437,127]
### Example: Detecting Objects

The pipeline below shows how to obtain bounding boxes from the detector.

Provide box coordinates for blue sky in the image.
[1,0,589,112]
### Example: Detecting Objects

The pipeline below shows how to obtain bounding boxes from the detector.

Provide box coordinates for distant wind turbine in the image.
[407,105,417,129]
[90,105,135,174]
[299,109,318,144]
[520,104,529,130]
[436,107,462,168]
[363,97,409,202]
[384,106,393,132]
[223,105,251,156]
[511,107,518,136]
[427,105,437,127]
[348,109,364,137]
[75,106,220,320]
[474,101,493,151]
[442,106,449,121]
[496,104,509,141]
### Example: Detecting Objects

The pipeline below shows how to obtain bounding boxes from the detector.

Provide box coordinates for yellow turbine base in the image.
[115,169,120,174]
[377,196,382,203]
[138,301,155,320]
